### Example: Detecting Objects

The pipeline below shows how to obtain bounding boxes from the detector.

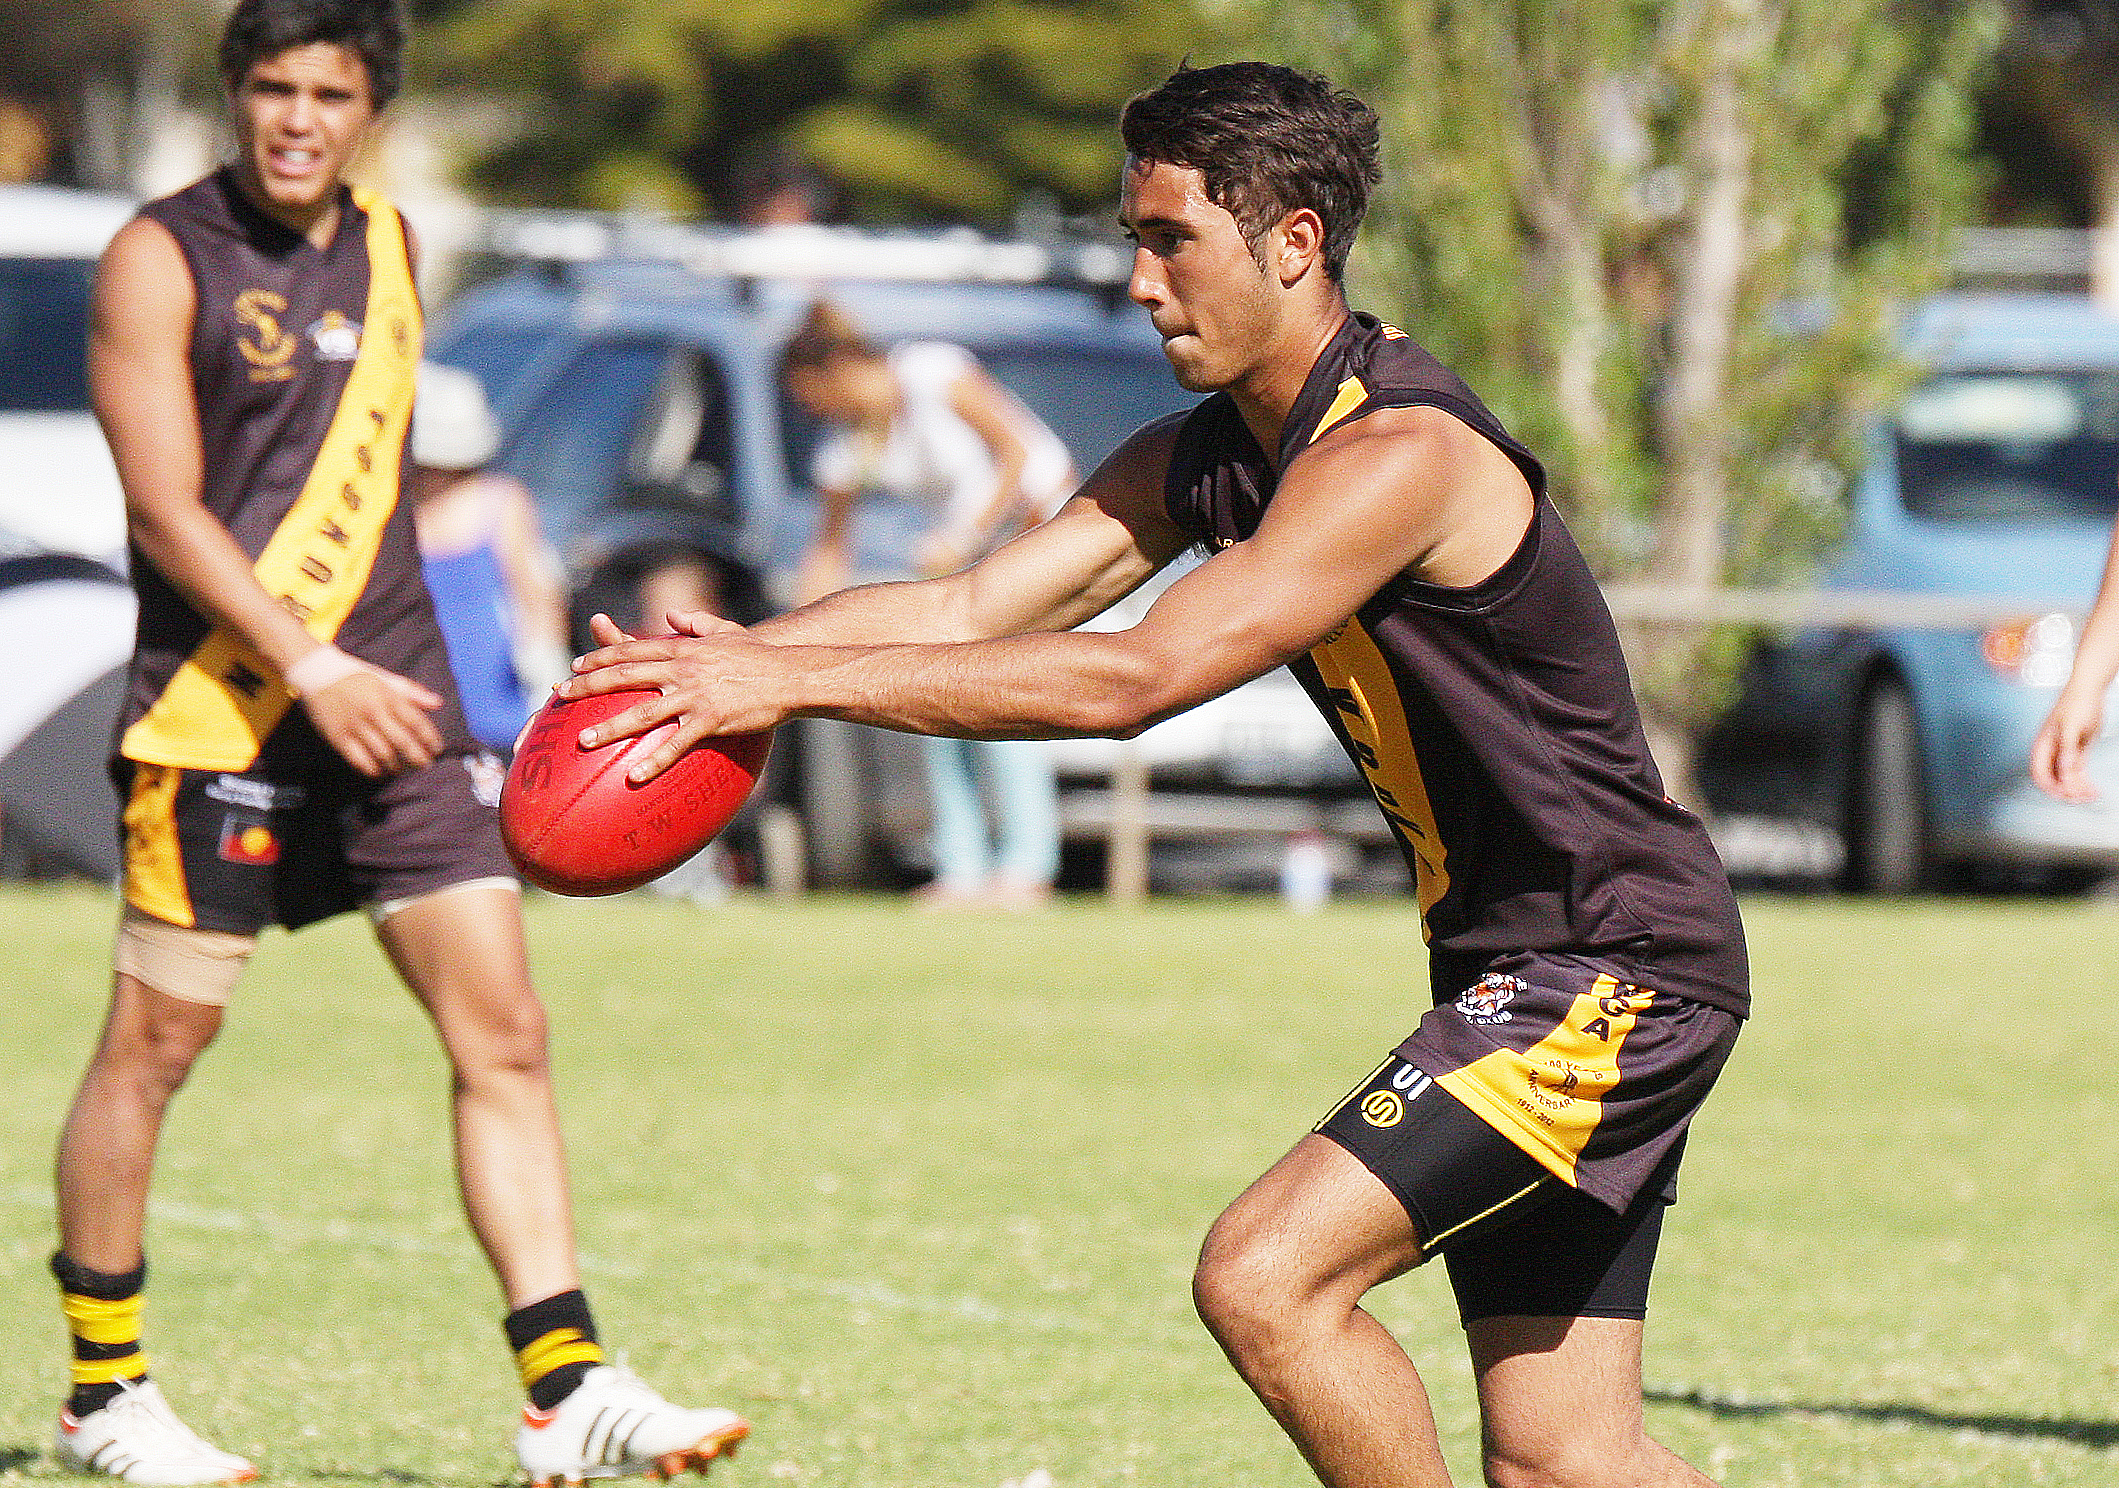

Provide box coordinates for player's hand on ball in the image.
[564,612,790,785]
[500,685,771,896]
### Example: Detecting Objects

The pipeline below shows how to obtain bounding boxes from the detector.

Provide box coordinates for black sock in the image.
[505,1289,604,1410]
[53,1252,149,1418]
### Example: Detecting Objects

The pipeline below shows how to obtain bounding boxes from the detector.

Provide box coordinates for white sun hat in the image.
[411,361,501,470]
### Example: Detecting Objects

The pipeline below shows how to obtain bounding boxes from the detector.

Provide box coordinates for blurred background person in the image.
[727,144,833,227]
[781,299,1074,907]
[409,361,569,755]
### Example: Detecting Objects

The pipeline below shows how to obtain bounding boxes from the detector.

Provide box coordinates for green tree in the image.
[417,0,1212,221]
[1236,0,1999,795]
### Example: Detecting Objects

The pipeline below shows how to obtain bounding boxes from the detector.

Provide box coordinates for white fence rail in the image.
[1598,586,2082,629]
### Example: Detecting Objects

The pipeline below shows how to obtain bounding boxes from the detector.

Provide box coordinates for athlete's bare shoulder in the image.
[93,216,195,339]
[1281,403,1534,590]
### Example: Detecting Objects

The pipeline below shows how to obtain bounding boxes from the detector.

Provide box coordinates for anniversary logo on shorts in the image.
[1457,972,1524,1025]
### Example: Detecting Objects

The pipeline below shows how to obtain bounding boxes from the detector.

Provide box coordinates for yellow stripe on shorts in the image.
[121,764,193,928]
[1435,974,1652,1185]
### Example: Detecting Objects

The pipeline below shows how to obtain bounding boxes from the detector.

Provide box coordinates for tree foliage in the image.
[1234,0,2000,762]
[415,0,1212,221]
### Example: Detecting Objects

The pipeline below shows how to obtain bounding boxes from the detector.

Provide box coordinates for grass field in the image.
[1,882,2116,1487]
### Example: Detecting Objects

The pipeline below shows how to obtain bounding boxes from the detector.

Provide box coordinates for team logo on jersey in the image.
[308,311,362,362]
[217,817,281,865]
[1359,1090,1404,1128]
[464,752,506,810]
[1456,972,1524,1025]
[234,289,297,382]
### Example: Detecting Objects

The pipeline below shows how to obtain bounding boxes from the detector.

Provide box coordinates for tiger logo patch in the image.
[1456,972,1524,1025]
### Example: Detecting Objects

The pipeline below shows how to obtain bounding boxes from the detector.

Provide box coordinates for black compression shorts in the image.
[1317,1053,1679,1323]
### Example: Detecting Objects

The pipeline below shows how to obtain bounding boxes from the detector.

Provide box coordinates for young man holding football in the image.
[50,0,745,1480]
[570,62,1746,1488]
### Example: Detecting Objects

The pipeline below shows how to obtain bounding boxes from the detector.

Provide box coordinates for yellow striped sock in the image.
[62,1291,148,1388]
[516,1326,604,1395]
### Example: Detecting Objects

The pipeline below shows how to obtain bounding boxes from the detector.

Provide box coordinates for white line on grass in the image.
[3,1185,1088,1332]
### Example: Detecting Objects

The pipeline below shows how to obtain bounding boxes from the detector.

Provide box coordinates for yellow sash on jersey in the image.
[1308,617,1450,934]
[121,188,423,771]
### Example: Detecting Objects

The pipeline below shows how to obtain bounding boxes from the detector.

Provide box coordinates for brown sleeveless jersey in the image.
[117,169,469,766]
[1164,313,1749,1017]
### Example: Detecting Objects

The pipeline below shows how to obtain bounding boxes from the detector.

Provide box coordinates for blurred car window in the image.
[1895,370,2119,524]
[495,340,669,553]
[441,324,558,410]
[0,185,133,563]
[979,344,1188,471]
[631,348,734,510]
[772,341,1188,510]
[0,258,95,413]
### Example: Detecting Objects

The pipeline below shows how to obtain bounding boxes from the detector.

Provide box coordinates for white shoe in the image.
[53,1379,257,1485]
[516,1364,748,1486]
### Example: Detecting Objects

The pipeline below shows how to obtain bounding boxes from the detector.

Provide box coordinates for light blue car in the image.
[1699,292,2119,891]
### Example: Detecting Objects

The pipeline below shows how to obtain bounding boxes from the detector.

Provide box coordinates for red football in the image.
[499,688,772,896]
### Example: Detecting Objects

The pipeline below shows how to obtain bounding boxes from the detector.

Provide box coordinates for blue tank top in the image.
[422,541,529,752]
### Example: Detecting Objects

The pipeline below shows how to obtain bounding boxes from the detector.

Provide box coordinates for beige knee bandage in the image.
[113,906,256,1007]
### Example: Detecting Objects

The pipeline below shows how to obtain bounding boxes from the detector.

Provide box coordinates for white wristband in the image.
[284,644,366,698]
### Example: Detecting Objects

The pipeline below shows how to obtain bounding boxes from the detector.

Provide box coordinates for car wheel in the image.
[1844,675,1929,894]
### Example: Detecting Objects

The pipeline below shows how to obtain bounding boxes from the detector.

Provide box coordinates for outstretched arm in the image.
[568,404,1533,784]
[742,415,1190,650]
[91,217,441,777]
[2032,513,2119,801]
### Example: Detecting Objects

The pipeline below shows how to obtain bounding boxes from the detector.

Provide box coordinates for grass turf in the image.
[0,883,2115,1486]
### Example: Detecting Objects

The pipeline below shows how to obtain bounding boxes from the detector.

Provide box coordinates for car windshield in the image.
[438,326,555,411]
[978,345,1193,470]
[496,340,667,547]
[0,258,94,412]
[1895,369,2119,523]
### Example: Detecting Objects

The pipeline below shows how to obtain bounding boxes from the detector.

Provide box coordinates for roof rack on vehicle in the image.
[474,210,1134,290]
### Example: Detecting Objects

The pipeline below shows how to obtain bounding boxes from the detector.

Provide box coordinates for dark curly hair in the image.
[219,0,406,107]
[1120,62,1380,281]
